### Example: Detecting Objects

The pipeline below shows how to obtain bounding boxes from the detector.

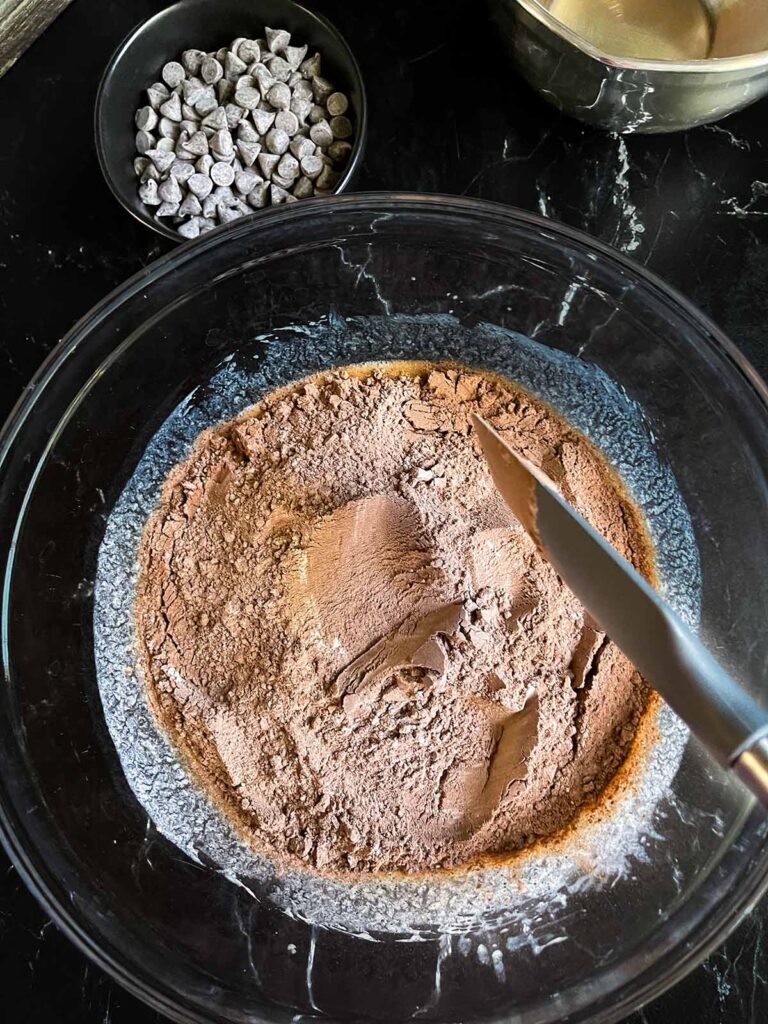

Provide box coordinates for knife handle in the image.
[733,736,768,807]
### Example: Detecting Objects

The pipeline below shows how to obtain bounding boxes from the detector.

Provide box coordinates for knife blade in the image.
[471,413,768,806]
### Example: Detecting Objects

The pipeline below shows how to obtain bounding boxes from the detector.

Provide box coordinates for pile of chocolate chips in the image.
[133,27,354,238]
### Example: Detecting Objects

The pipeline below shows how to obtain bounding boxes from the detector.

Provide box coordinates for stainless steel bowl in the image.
[491,0,768,133]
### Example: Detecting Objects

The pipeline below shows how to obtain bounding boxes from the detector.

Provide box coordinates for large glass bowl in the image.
[2,194,768,1024]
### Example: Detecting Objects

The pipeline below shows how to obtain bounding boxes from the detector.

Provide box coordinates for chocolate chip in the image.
[238,120,260,143]
[247,181,270,207]
[181,49,206,75]
[184,131,210,156]
[201,106,228,130]
[236,140,261,167]
[266,82,291,110]
[289,95,312,123]
[170,159,195,182]
[216,78,235,104]
[180,77,203,104]
[257,151,280,178]
[219,203,247,224]
[235,168,261,194]
[252,107,276,135]
[146,82,170,109]
[265,127,290,155]
[290,135,315,161]
[299,153,323,180]
[135,106,158,132]
[328,139,353,164]
[269,56,292,83]
[188,173,214,198]
[270,182,293,204]
[211,161,235,187]
[178,192,201,217]
[284,44,307,70]
[140,163,159,183]
[159,92,183,122]
[235,85,261,110]
[224,51,247,81]
[276,152,299,180]
[195,92,218,118]
[201,56,223,84]
[316,164,341,191]
[213,183,235,204]
[330,115,353,140]
[146,148,175,173]
[196,153,214,175]
[158,116,181,140]
[275,109,299,136]
[135,129,155,154]
[300,52,321,78]
[138,178,161,205]
[265,27,290,53]
[157,175,182,204]
[326,92,349,117]
[162,61,185,88]
[210,128,234,159]
[238,39,261,64]
[225,102,246,128]
[309,119,333,148]
[251,63,275,94]
[292,175,314,199]
[292,78,313,102]
[311,76,334,103]
[177,218,201,239]
[271,171,296,190]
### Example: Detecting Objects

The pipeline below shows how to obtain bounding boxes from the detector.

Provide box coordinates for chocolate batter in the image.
[135,363,653,874]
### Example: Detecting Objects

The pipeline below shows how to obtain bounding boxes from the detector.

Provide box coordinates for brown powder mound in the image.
[302,494,442,660]
[135,362,652,874]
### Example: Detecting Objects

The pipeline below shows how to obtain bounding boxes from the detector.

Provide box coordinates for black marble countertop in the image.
[2,1,768,1021]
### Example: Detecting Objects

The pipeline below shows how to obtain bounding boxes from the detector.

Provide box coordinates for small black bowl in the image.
[95,0,367,243]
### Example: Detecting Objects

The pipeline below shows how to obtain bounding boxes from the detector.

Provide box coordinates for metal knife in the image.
[471,413,768,807]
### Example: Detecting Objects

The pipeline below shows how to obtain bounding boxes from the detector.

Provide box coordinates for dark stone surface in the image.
[1,1,767,1021]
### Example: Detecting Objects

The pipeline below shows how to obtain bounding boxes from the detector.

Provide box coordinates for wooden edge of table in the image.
[0,0,75,77]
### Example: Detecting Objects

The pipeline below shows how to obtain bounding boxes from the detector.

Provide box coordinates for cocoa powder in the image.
[135,362,652,874]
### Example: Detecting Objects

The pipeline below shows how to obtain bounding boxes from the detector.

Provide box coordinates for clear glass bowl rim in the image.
[1,192,768,1024]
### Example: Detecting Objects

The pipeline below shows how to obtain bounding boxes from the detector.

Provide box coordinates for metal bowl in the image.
[491,0,768,133]
[95,0,367,242]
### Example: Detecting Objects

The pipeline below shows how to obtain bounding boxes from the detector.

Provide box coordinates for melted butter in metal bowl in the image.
[711,0,768,58]
[546,0,712,61]
[493,0,768,132]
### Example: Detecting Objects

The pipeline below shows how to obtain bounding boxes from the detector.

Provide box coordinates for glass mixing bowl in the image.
[1,194,768,1024]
